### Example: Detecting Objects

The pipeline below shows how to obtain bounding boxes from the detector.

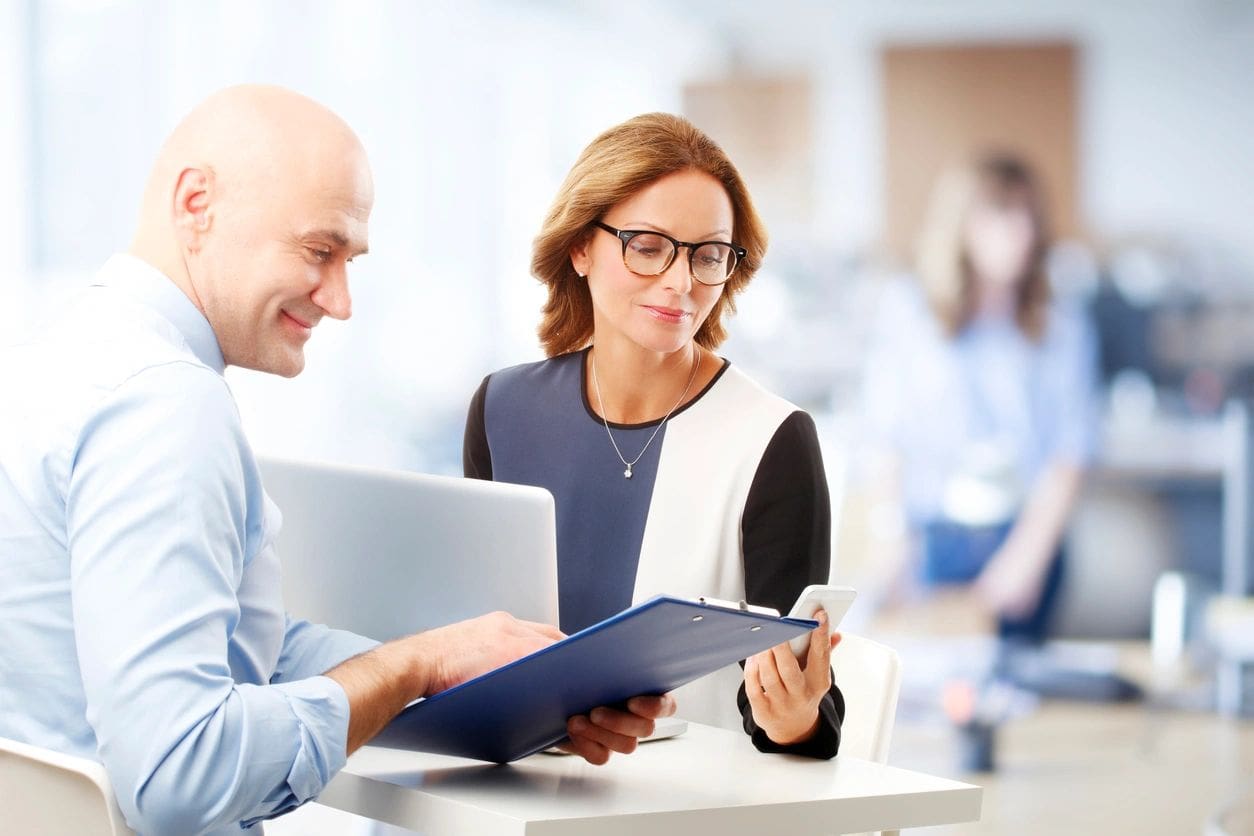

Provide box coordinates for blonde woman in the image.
[862,154,1099,642]
[464,114,843,757]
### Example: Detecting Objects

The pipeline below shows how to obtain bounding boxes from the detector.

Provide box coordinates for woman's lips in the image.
[643,305,689,324]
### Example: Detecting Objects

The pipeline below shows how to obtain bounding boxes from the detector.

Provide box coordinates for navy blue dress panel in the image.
[479,350,666,633]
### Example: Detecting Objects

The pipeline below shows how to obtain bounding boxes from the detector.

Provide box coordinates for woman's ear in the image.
[569,233,592,279]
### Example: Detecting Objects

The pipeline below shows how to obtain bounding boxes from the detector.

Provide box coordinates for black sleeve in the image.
[735,410,845,759]
[462,376,493,480]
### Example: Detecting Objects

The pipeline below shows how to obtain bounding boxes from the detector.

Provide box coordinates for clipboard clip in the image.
[697,596,781,617]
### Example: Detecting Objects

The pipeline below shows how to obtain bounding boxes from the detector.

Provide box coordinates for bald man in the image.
[0,85,672,834]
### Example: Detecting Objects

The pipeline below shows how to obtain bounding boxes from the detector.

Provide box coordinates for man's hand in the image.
[327,611,563,753]
[330,612,678,764]
[558,694,678,765]
[416,611,566,695]
[744,611,841,746]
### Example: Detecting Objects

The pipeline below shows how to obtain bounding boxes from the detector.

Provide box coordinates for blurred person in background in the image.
[860,153,1099,646]
[464,113,845,758]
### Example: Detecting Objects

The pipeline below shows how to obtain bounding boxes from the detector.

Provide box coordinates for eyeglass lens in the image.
[624,233,736,285]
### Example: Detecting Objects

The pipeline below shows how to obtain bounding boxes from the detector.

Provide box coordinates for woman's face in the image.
[571,168,733,356]
[963,196,1037,290]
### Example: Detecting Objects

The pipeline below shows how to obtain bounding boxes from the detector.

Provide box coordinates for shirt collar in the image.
[93,254,227,375]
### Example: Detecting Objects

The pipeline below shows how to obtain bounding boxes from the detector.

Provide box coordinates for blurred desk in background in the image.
[892,697,1254,835]
[1095,403,1254,714]
[1095,404,1247,597]
[1098,413,1226,477]
[884,642,1254,835]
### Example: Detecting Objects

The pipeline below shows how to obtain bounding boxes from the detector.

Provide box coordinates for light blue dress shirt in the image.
[861,278,1100,524]
[0,255,379,834]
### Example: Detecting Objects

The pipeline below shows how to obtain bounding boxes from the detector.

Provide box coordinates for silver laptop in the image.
[259,456,559,642]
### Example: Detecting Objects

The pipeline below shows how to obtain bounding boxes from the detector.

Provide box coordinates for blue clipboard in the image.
[371,594,817,763]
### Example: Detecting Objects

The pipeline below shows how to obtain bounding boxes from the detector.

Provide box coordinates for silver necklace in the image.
[590,346,700,479]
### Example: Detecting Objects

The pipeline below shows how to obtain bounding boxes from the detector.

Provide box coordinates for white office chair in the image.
[0,736,134,836]
[832,633,902,764]
[831,633,903,836]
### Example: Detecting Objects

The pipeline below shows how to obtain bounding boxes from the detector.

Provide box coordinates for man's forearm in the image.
[325,634,434,754]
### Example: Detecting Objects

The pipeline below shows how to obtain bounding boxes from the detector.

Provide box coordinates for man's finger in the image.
[518,620,566,641]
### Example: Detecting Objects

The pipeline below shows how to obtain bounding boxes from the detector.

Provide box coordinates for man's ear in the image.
[173,167,213,251]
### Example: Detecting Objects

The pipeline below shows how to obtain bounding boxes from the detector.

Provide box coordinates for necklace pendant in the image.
[624,464,633,479]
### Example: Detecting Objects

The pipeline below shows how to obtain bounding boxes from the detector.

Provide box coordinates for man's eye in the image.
[308,248,332,262]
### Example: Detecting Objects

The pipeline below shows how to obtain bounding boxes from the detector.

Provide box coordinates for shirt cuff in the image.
[241,674,353,829]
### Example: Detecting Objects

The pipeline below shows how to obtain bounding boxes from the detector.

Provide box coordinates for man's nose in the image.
[312,265,352,321]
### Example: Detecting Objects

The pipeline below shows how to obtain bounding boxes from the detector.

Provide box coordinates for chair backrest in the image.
[830,633,902,764]
[0,736,134,836]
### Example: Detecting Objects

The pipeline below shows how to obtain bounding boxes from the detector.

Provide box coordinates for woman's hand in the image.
[975,460,1085,620]
[744,610,842,745]
[558,693,678,765]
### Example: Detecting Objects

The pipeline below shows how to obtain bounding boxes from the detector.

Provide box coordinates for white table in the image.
[318,723,982,835]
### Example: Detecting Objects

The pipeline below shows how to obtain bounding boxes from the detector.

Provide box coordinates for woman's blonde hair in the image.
[915,153,1052,340]
[532,113,768,357]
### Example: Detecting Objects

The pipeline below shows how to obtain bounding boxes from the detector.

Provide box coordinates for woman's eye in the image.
[629,242,663,257]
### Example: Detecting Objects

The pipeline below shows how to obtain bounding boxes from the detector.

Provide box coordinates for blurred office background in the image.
[4,1,1253,832]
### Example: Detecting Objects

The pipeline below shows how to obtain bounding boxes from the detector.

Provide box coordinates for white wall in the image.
[0,0,32,333]
[8,0,723,472]
[686,0,1254,271]
[7,0,1252,473]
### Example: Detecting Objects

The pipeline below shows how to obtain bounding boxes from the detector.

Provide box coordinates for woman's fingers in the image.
[771,642,807,692]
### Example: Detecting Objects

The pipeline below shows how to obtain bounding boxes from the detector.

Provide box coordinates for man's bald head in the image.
[132,84,373,377]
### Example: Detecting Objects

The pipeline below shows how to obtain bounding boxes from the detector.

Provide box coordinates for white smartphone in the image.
[786,584,857,658]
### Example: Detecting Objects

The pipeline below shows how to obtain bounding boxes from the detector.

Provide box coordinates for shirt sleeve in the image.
[463,375,493,480]
[1042,303,1101,465]
[66,362,356,834]
[736,410,845,759]
[272,615,379,684]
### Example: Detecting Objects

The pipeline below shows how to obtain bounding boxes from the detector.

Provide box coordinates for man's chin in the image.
[238,351,305,378]
[274,353,306,378]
